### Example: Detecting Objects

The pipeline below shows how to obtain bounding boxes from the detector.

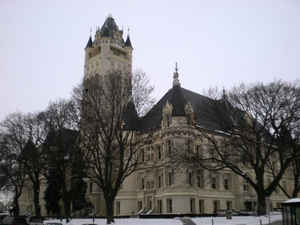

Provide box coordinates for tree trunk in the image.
[63,196,71,218]
[13,196,20,216]
[33,182,41,216]
[105,197,114,224]
[256,191,267,216]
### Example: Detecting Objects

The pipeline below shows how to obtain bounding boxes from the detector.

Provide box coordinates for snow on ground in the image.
[44,218,182,225]
[192,214,282,225]
[44,214,282,225]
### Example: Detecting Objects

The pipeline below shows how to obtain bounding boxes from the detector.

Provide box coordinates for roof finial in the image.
[222,87,226,99]
[108,13,113,18]
[173,62,180,87]
[89,27,92,36]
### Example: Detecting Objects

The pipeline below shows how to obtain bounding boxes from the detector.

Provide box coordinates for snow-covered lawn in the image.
[44,214,282,225]
[192,214,282,225]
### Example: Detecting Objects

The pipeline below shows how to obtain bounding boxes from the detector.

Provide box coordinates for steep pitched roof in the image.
[100,16,119,38]
[125,35,133,48]
[123,100,139,130]
[138,85,224,131]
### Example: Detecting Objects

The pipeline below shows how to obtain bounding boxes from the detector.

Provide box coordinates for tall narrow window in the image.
[167,198,172,213]
[196,145,201,158]
[190,198,195,213]
[197,173,203,188]
[168,171,174,186]
[188,171,193,185]
[243,180,249,192]
[211,177,217,189]
[89,182,93,193]
[141,149,145,162]
[141,178,145,190]
[138,201,143,211]
[224,178,229,190]
[226,201,232,210]
[199,200,204,214]
[158,175,162,188]
[116,201,120,215]
[158,200,163,213]
[158,145,162,160]
[213,200,219,213]
[167,140,172,156]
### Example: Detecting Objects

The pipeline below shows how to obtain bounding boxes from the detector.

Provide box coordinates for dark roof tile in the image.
[125,35,133,48]
[85,36,93,49]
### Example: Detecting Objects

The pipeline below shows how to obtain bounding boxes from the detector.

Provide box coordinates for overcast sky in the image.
[1,0,300,121]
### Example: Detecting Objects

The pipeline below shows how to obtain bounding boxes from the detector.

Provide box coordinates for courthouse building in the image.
[19,16,291,216]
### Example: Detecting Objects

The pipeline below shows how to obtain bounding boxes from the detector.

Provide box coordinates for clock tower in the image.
[84,15,133,81]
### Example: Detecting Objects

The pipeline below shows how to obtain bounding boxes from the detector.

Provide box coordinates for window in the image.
[116,201,120,215]
[141,178,145,190]
[190,198,195,213]
[158,145,162,160]
[197,170,203,188]
[226,201,232,210]
[167,198,173,213]
[196,145,201,158]
[158,175,162,188]
[168,171,174,186]
[150,147,154,161]
[213,200,220,213]
[199,200,204,214]
[188,171,193,185]
[147,196,152,209]
[157,200,163,213]
[138,201,143,211]
[211,177,217,189]
[224,178,229,190]
[167,140,172,156]
[141,149,145,162]
[146,147,151,161]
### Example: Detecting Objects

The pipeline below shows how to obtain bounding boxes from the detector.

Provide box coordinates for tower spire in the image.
[173,62,180,87]
[125,28,133,49]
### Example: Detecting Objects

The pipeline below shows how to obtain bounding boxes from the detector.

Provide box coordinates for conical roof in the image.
[100,16,119,37]
[125,35,133,48]
[85,36,93,49]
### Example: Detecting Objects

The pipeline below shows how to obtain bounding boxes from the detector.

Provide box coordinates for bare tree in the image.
[131,70,155,116]
[274,158,300,198]
[80,70,146,224]
[18,112,49,216]
[175,81,300,215]
[0,113,29,215]
[41,99,84,218]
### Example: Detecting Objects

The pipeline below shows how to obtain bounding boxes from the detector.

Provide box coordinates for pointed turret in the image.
[170,63,186,116]
[125,35,133,49]
[173,62,181,87]
[85,36,93,49]
[99,15,119,38]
